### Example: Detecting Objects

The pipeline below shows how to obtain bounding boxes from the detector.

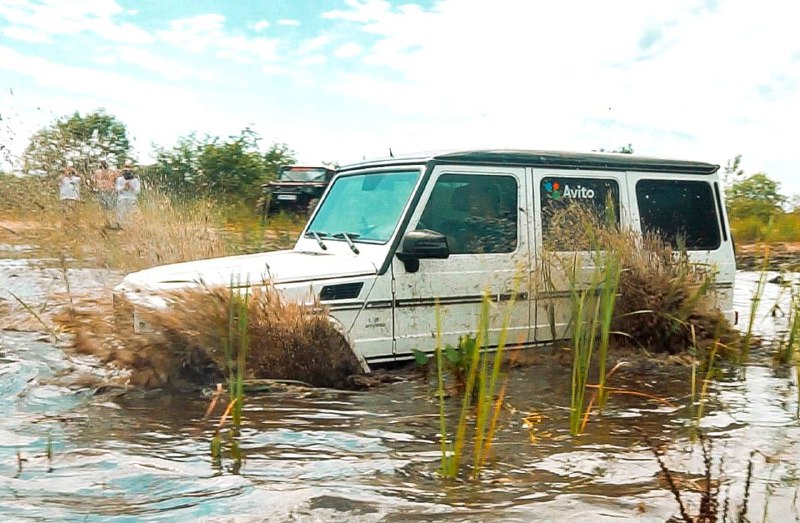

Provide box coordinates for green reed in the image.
[596,248,621,409]
[565,248,621,435]
[211,279,250,473]
[45,432,53,473]
[694,338,721,424]
[788,281,800,417]
[777,279,800,365]
[741,251,769,363]
[567,258,600,436]
[434,303,448,476]
[436,290,516,480]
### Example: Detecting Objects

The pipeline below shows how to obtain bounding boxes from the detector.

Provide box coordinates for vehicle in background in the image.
[260,165,335,218]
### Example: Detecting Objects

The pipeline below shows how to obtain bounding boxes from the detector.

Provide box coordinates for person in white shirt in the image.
[59,166,81,213]
[115,160,141,226]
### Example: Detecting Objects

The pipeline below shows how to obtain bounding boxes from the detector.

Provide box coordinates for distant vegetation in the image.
[0,108,306,272]
[149,129,295,206]
[3,110,800,246]
[723,154,800,243]
[10,108,298,212]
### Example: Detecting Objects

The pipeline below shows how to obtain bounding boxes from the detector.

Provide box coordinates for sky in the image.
[1,0,798,194]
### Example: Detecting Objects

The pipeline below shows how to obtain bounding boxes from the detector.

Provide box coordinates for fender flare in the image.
[327,315,371,374]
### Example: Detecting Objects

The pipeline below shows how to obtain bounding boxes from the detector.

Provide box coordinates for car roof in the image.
[338,149,719,175]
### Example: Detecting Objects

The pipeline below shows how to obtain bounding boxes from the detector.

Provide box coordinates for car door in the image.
[532,170,630,342]
[392,165,532,358]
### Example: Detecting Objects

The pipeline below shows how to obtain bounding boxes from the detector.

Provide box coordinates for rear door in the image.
[627,174,736,319]
[532,170,630,342]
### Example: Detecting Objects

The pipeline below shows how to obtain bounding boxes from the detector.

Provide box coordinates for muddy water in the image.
[1,260,798,522]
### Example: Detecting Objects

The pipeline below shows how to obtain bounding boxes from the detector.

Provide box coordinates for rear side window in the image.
[540,177,620,250]
[636,179,721,250]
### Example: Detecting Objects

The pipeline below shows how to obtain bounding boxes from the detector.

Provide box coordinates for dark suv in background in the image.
[260,165,335,219]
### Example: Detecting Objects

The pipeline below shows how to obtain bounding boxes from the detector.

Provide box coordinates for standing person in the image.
[93,160,117,210]
[59,165,81,214]
[115,159,141,227]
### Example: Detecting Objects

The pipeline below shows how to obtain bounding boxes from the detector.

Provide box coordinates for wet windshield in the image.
[306,169,420,243]
[279,168,329,182]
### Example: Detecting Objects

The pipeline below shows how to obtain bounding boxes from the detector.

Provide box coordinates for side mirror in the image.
[396,229,449,273]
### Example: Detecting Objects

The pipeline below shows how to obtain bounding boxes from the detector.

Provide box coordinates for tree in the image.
[22,109,131,179]
[723,154,744,187]
[726,172,786,222]
[151,130,295,204]
[789,194,800,214]
[264,142,296,181]
[594,144,634,154]
[149,134,204,199]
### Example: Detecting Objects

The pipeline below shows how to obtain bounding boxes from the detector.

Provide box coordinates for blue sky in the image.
[1,0,798,195]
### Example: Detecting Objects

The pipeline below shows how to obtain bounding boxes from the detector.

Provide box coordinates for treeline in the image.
[4,108,800,242]
[723,155,800,243]
[17,108,297,207]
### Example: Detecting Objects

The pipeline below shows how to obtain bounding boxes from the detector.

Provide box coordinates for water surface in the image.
[1,262,798,522]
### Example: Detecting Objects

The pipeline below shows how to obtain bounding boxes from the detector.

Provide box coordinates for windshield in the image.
[280,168,329,182]
[306,170,420,243]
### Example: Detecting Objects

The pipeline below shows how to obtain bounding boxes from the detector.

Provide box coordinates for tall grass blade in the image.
[741,250,769,364]
[435,302,448,477]
[597,249,621,409]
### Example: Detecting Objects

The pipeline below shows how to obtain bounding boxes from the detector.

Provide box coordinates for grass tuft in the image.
[54,284,366,389]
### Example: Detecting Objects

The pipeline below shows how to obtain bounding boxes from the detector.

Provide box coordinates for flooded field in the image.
[1,253,798,521]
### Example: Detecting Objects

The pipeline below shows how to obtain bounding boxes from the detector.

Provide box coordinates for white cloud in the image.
[323,0,393,23]
[0,45,252,163]
[0,45,197,107]
[296,34,332,55]
[112,46,209,81]
[158,14,226,53]
[2,25,53,43]
[300,54,327,66]
[334,42,362,58]
[2,0,798,197]
[158,14,280,63]
[320,0,800,188]
[0,0,153,44]
[252,20,270,31]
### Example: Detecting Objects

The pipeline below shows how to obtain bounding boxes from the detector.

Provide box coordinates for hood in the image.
[121,250,377,290]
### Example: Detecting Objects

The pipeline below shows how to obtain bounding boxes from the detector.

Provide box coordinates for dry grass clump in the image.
[2,189,235,270]
[610,232,738,354]
[0,173,52,217]
[55,285,366,390]
[1,184,300,271]
[541,199,614,252]
[542,201,737,355]
[102,192,232,271]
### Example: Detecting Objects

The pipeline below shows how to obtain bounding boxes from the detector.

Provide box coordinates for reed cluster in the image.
[432,292,516,480]
[544,202,739,435]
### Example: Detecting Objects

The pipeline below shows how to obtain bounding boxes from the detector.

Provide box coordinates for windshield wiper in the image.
[333,232,360,254]
[305,230,328,250]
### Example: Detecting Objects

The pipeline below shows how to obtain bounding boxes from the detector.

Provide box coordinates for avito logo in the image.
[544,180,595,200]
[543,180,562,200]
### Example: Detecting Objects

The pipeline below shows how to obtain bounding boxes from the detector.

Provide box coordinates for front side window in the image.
[540,176,620,250]
[306,170,420,243]
[636,179,721,250]
[417,174,518,254]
